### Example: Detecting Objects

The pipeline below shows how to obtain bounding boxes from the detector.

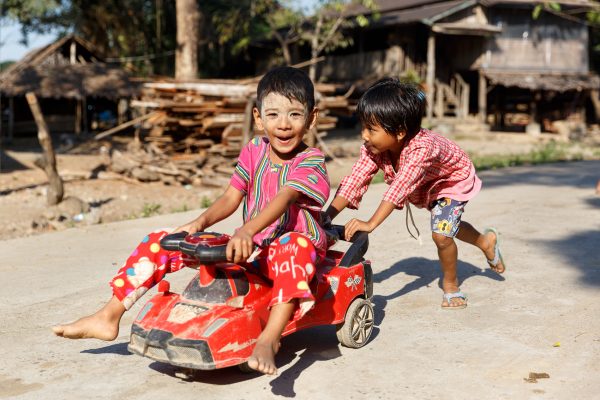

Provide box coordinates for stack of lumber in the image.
[131,80,255,157]
[116,79,353,185]
[109,140,235,187]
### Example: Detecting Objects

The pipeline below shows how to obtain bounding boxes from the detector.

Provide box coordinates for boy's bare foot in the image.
[247,339,281,375]
[52,312,119,341]
[483,229,505,274]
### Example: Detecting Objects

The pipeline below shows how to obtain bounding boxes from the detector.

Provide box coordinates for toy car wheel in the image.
[336,297,374,348]
[238,362,254,373]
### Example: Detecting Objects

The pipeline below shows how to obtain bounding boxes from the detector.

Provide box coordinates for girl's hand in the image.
[226,228,254,263]
[344,218,373,241]
[172,218,206,235]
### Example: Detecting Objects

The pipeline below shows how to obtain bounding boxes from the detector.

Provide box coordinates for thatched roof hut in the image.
[0,35,140,138]
[0,35,138,99]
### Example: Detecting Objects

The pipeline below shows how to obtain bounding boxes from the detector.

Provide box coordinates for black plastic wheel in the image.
[336,297,374,348]
[238,361,255,373]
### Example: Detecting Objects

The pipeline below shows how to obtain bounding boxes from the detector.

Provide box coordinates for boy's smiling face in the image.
[253,92,317,163]
[361,123,405,156]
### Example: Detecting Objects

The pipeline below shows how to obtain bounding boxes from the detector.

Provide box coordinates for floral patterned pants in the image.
[430,198,467,238]
[110,230,318,319]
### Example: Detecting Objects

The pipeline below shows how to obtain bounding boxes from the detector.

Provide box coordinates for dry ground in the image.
[1,128,598,241]
[1,159,599,399]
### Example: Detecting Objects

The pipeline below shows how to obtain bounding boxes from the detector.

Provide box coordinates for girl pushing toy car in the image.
[53,66,330,376]
[325,78,506,310]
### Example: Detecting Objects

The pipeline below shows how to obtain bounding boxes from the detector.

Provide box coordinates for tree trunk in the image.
[25,92,64,206]
[308,14,323,82]
[175,0,201,80]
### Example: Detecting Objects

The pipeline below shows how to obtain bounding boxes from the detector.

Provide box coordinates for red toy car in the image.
[127,225,374,371]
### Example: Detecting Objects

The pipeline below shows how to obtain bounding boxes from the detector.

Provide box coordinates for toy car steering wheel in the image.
[160,231,230,263]
[160,225,368,266]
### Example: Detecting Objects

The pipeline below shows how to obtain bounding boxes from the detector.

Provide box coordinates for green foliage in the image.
[532,2,561,20]
[470,142,579,171]
[371,170,384,184]
[171,204,190,213]
[0,61,15,72]
[399,69,423,85]
[140,203,161,218]
[1,0,377,78]
[200,196,213,208]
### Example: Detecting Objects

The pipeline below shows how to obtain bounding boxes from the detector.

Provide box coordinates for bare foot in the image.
[484,230,505,274]
[53,297,125,341]
[52,312,120,341]
[247,339,280,375]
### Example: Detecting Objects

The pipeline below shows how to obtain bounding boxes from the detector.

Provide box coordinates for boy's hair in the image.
[256,66,315,113]
[357,78,427,140]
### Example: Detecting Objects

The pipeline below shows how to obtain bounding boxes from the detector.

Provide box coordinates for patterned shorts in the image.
[430,198,467,237]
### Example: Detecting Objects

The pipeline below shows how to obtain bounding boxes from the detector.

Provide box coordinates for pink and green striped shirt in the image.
[230,137,330,256]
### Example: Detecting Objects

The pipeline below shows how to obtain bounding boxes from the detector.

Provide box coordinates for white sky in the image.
[0,0,319,63]
[0,20,58,62]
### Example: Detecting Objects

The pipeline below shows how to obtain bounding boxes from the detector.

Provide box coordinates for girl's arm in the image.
[343,200,396,241]
[227,186,300,262]
[174,185,244,234]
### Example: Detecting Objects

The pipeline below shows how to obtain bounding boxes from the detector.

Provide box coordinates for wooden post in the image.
[478,71,487,123]
[241,97,255,146]
[82,97,88,134]
[118,98,128,125]
[25,92,64,205]
[75,99,82,135]
[426,32,436,122]
[8,97,14,142]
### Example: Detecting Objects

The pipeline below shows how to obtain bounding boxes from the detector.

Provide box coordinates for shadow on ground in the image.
[145,325,345,397]
[371,257,504,325]
[81,342,132,356]
[537,229,600,287]
[0,149,30,172]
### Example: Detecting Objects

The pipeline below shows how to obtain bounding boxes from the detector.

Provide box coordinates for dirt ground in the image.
[2,128,598,241]
[1,158,599,399]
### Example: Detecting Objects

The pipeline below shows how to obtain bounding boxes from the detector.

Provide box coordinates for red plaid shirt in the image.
[336,129,481,210]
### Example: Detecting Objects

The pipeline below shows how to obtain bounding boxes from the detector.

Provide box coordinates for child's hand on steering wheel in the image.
[172,217,207,235]
[227,228,254,263]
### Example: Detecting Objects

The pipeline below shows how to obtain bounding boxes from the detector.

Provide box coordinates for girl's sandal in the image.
[441,291,467,309]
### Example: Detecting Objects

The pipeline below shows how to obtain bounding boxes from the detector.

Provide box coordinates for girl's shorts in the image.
[430,198,467,237]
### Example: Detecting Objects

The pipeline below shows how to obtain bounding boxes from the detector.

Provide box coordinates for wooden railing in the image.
[433,73,469,118]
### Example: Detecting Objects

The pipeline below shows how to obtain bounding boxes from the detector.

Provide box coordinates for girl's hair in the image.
[256,66,315,112]
[357,78,427,140]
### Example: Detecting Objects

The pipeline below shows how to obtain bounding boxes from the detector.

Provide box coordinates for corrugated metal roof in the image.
[346,0,595,22]
[484,71,600,90]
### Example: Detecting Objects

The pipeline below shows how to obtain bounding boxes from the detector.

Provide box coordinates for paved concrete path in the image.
[1,161,599,400]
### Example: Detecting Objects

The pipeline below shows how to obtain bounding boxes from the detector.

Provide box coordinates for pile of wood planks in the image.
[114,79,354,185]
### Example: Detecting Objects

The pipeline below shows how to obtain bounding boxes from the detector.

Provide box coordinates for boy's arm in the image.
[324,196,349,220]
[227,186,300,262]
[344,200,395,241]
[327,146,380,222]
[174,185,244,234]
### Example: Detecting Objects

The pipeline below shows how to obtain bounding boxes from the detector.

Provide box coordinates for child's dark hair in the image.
[256,66,315,112]
[357,78,427,139]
